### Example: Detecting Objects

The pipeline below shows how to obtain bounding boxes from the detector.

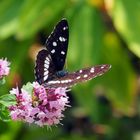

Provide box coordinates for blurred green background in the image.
[0,0,140,140]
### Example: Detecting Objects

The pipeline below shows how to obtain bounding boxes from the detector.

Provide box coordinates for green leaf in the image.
[22,82,33,95]
[0,0,23,40]
[0,78,6,85]
[68,2,136,118]
[0,94,16,107]
[105,0,140,58]
[17,0,69,39]
[0,105,11,121]
[68,3,111,121]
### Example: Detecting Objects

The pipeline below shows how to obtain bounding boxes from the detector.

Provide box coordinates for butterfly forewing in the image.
[43,64,111,88]
[45,19,69,71]
[35,49,57,84]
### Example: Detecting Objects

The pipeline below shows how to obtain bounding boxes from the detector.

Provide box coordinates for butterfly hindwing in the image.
[44,64,111,88]
[35,49,56,84]
[45,19,69,71]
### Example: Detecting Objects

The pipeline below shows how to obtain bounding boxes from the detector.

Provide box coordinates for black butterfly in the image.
[35,19,111,88]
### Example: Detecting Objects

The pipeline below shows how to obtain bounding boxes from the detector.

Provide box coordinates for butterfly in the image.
[35,19,111,88]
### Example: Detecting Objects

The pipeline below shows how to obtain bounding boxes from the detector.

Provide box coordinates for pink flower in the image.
[0,58,10,79]
[9,82,69,127]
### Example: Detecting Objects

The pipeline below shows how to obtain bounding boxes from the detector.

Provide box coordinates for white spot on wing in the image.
[83,74,88,78]
[53,42,57,46]
[45,60,49,65]
[101,65,105,69]
[59,36,66,42]
[68,79,72,82]
[63,26,68,30]
[60,80,70,83]
[44,71,48,76]
[61,80,66,84]
[46,57,50,62]
[44,75,48,81]
[90,68,95,73]
[79,70,82,73]
[51,49,55,54]
[76,76,81,79]
[44,64,49,69]
[61,51,65,55]
[44,68,48,71]
[48,80,60,84]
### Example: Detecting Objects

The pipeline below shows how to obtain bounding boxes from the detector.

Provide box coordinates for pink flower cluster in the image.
[0,58,10,79]
[9,82,69,126]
